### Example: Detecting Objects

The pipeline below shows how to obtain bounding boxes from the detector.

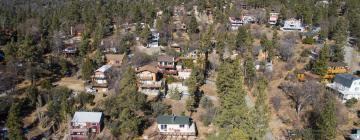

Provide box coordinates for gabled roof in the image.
[96,65,112,73]
[106,54,124,62]
[334,74,360,88]
[136,63,158,73]
[72,112,102,123]
[158,55,174,62]
[157,115,190,125]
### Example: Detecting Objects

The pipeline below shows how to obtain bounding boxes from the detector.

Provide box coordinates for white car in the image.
[85,86,97,94]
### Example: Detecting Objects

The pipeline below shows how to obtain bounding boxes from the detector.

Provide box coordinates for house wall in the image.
[178,71,191,79]
[349,79,360,92]
[70,121,102,140]
[157,124,192,133]
[108,60,122,67]
[137,71,156,81]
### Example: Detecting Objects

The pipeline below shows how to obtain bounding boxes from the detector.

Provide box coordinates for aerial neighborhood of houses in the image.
[2,0,360,140]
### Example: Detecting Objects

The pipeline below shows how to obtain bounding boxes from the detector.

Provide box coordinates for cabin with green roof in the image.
[156,115,196,136]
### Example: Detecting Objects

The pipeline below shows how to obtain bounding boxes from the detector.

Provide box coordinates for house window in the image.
[92,123,97,125]
[161,125,167,130]
[179,124,185,128]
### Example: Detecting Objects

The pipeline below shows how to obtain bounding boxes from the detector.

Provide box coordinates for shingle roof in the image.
[334,74,360,88]
[136,63,158,73]
[106,54,124,63]
[72,112,103,123]
[157,115,190,124]
[158,55,174,62]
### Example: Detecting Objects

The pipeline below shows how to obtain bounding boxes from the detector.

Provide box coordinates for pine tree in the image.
[244,56,256,88]
[331,45,344,62]
[252,77,270,139]
[312,45,330,76]
[316,96,337,139]
[6,103,25,140]
[235,26,253,54]
[215,59,253,135]
[188,15,199,34]
[332,17,348,46]
[81,58,94,81]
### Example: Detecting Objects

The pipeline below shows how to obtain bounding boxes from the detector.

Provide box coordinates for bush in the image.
[166,76,177,84]
[200,107,216,126]
[168,87,181,100]
[200,96,213,108]
[40,79,52,90]
[345,98,358,108]
[303,37,315,44]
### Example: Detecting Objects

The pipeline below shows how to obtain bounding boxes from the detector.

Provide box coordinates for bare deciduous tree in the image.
[279,80,322,117]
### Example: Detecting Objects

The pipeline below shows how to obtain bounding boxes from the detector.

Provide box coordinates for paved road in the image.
[344,43,360,73]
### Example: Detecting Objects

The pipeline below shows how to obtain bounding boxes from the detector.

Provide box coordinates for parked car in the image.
[85,86,97,94]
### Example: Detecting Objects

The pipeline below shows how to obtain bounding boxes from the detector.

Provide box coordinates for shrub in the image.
[345,98,358,108]
[40,79,52,90]
[166,76,177,84]
[303,36,315,44]
[168,87,181,100]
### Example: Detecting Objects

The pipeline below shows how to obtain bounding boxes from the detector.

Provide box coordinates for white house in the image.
[280,18,305,32]
[147,29,160,48]
[176,65,192,80]
[156,115,196,136]
[268,12,279,25]
[229,15,255,30]
[327,74,360,101]
[229,17,243,30]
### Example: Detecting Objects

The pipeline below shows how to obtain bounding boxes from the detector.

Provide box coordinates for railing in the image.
[158,65,175,69]
[158,131,196,136]
[140,81,162,88]
[70,128,88,133]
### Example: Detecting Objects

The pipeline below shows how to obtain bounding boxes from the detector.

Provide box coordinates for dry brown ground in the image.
[54,77,85,91]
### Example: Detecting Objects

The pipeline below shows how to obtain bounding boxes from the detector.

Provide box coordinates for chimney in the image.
[172,114,176,123]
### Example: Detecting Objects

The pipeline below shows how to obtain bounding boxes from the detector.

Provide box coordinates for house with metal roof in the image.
[70,112,103,140]
[156,115,196,136]
[280,18,305,32]
[327,74,360,100]
[91,65,113,92]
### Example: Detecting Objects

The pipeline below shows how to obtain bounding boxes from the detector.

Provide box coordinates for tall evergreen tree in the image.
[235,26,252,54]
[188,15,199,34]
[6,103,25,140]
[215,59,253,138]
[252,77,269,139]
[312,45,330,76]
[81,58,94,81]
[316,96,337,139]
[244,56,256,88]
